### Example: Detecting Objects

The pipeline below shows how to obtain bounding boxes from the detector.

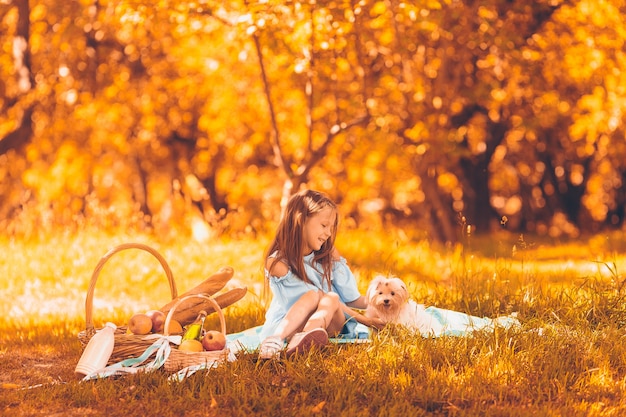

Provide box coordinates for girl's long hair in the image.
[265,189,338,289]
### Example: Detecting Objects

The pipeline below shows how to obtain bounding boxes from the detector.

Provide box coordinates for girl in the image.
[258,189,384,359]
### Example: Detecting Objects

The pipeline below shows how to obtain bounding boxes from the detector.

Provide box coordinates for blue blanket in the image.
[417,306,520,337]
[226,323,371,354]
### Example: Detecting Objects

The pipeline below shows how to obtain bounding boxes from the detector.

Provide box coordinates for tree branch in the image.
[251,30,291,177]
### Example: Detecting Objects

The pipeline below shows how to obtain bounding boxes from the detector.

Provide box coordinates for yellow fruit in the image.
[128,313,153,335]
[178,339,204,352]
[166,319,183,334]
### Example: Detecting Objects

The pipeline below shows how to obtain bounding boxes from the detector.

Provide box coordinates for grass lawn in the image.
[1,228,626,416]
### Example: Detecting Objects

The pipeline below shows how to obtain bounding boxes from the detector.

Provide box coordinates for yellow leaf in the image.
[371,2,387,15]
[31,4,47,21]
[312,401,326,413]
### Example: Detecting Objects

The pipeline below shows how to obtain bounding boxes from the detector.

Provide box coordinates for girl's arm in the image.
[341,301,386,329]
[345,295,367,310]
[331,250,385,328]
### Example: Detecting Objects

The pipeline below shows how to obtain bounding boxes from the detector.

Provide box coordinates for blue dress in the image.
[259,252,361,341]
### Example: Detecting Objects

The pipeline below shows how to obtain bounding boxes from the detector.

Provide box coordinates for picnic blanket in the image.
[225,322,371,354]
[413,306,519,337]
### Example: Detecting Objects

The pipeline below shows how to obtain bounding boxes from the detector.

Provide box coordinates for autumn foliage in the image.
[1,0,625,242]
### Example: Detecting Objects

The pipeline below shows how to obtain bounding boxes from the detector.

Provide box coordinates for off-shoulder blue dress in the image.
[259,252,361,341]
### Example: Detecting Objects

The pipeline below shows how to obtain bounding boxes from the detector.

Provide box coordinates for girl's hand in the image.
[331,247,341,261]
[367,316,387,330]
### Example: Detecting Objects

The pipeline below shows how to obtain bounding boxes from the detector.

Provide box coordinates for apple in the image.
[128,313,152,335]
[201,330,226,351]
[145,310,166,333]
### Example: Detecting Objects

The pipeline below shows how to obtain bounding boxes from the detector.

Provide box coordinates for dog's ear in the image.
[367,275,385,300]
[400,282,409,299]
[390,277,409,300]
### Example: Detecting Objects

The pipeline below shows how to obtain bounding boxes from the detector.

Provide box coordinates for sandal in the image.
[258,336,285,360]
[285,328,329,357]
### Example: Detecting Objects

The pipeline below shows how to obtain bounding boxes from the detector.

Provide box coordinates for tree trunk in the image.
[130,152,153,228]
[421,169,457,243]
[0,0,33,156]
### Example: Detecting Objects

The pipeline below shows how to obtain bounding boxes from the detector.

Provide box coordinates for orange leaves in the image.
[311,400,326,413]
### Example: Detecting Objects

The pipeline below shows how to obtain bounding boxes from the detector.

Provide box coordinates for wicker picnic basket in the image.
[162,294,229,372]
[77,242,180,364]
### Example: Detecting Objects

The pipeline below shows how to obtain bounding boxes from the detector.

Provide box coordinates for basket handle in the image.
[163,294,226,337]
[85,243,178,332]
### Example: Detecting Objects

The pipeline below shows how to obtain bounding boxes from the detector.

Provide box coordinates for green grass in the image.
[1,228,626,416]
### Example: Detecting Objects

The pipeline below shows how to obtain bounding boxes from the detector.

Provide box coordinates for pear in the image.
[178,339,203,352]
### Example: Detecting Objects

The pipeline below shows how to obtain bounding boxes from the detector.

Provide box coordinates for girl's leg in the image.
[259,290,322,360]
[273,290,321,339]
[302,292,346,337]
[285,293,344,356]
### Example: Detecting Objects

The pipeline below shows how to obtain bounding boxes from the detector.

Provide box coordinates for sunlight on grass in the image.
[1,229,626,416]
[1,228,625,331]
[0,230,268,327]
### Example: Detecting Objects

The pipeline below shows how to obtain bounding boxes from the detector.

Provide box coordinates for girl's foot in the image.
[258,336,285,360]
[286,328,328,357]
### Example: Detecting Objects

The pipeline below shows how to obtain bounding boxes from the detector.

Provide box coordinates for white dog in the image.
[365,275,443,335]
[365,275,521,337]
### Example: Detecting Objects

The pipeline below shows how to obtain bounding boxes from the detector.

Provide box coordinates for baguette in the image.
[159,266,234,315]
[163,287,248,326]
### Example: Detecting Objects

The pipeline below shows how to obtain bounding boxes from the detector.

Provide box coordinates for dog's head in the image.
[366,275,409,319]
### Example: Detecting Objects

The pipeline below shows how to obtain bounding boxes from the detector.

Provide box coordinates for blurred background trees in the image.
[1,0,625,243]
